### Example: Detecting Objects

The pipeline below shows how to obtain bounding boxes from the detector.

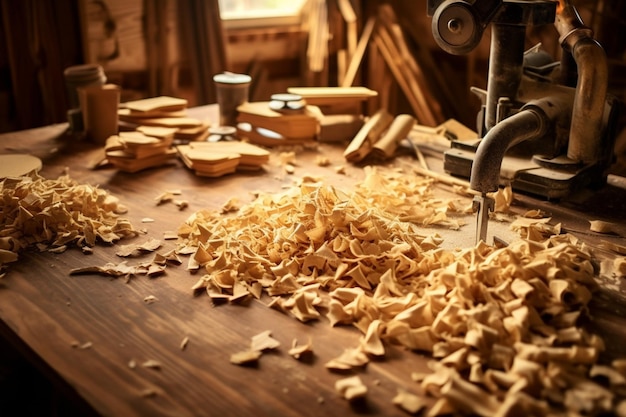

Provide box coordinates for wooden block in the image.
[287,87,377,107]
[136,125,178,140]
[123,96,188,113]
[319,114,364,143]
[237,102,319,140]
[175,123,211,141]
[118,131,161,145]
[371,114,416,159]
[106,148,177,173]
[343,109,393,162]
[237,124,315,148]
[118,108,188,120]
[123,117,204,129]
[187,141,270,168]
[176,145,241,177]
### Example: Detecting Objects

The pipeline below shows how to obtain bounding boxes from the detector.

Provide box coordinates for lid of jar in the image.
[0,154,42,178]
[213,72,251,84]
[64,64,105,82]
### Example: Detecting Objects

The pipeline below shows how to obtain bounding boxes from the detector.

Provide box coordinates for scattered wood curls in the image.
[0,171,137,270]
[288,338,313,360]
[175,165,626,415]
[335,375,367,402]
[155,189,188,210]
[230,330,281,366]
[392,388,427,415]
[590,219,624,237]
[69,249,181,279]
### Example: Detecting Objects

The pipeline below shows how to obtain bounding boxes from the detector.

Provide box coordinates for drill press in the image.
[428,0,620,244]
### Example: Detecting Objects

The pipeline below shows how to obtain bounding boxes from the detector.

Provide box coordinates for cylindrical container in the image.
[64,64,107,131]
[78,84,120,145]
[64,64,107,109]
[213,72,251,127]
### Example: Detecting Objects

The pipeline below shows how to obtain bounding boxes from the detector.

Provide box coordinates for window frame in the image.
[218,0,309,29]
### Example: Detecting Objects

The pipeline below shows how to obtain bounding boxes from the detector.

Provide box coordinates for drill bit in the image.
[472,193,494,245]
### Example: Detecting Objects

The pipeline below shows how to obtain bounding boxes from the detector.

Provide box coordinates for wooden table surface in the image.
[2,105,626,417]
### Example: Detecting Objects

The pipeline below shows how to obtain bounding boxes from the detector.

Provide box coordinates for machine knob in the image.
[431,0,483,55]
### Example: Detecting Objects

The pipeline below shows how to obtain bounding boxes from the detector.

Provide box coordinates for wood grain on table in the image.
[2,109,626,416]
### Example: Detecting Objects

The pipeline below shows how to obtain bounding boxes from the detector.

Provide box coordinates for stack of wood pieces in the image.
[176,141,270,177]
[118,96,211,142]
[286,86,376,142]
[105,126,179,173]
[371,5,445,127]
[287,86,377,115]
[236,101,320,147]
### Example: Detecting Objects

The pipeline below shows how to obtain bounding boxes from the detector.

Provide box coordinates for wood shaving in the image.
[325,347,369,371]
[392,388,427,415]
[335,375,367,401]
[230,350,262,366]
[142,359,162,370]
[315,155,331,166]
[0,172,137,271]
[251,330,281,351]
[70,261,139,278]
[279,151,297,166]
[155,190,182,205]
[69,252,175,279]
[288,338,313,360]
[143,295,158,304]
[335,165,346,175]
[590,219,623,236]
[163,231,178,240]
[180,336,189,351]
[221,197,240,214]
[174,200,188,210]
[115,238,162,257]
[71,341,93,350]
[175,165,626,415]
[140,388,159,398]
[489,184,513,213]
[284,164,295,174]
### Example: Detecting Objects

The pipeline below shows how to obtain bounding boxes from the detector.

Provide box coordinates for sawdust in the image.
[0,171,138,272]
[176,164,626,415]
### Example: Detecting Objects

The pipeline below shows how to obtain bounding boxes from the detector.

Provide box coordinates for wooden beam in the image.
[341,16,375,87]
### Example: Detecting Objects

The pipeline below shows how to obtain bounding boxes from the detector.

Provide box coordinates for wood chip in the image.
[251,330,281,352]
[180,336,189,351]
[590,219,622,236]
[173,164,624,416]
[230,350,262,366]
[142,359,162,370]
[143,295,158,304]
[392,388,427,414]
[288,338,313,360]
[335,375,367,401]
[325,348,369,370]
[0,172,137,270]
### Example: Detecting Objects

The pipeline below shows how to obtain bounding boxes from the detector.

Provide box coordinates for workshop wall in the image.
[1,0,625,174]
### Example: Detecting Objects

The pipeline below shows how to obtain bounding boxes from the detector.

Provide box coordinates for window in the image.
[218,0,309,28]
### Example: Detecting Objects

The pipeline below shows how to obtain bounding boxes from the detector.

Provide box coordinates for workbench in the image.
[1,105,626,417]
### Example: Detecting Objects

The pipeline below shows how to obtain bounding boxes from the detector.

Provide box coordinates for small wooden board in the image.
[123,96,188,113]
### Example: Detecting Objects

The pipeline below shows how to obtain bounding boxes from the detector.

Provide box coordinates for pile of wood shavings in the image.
[176,166,626,416]
[0,171,138,272]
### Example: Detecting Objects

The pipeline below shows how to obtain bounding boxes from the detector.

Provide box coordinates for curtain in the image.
[0,0,82,130]
[177,0,228,105]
